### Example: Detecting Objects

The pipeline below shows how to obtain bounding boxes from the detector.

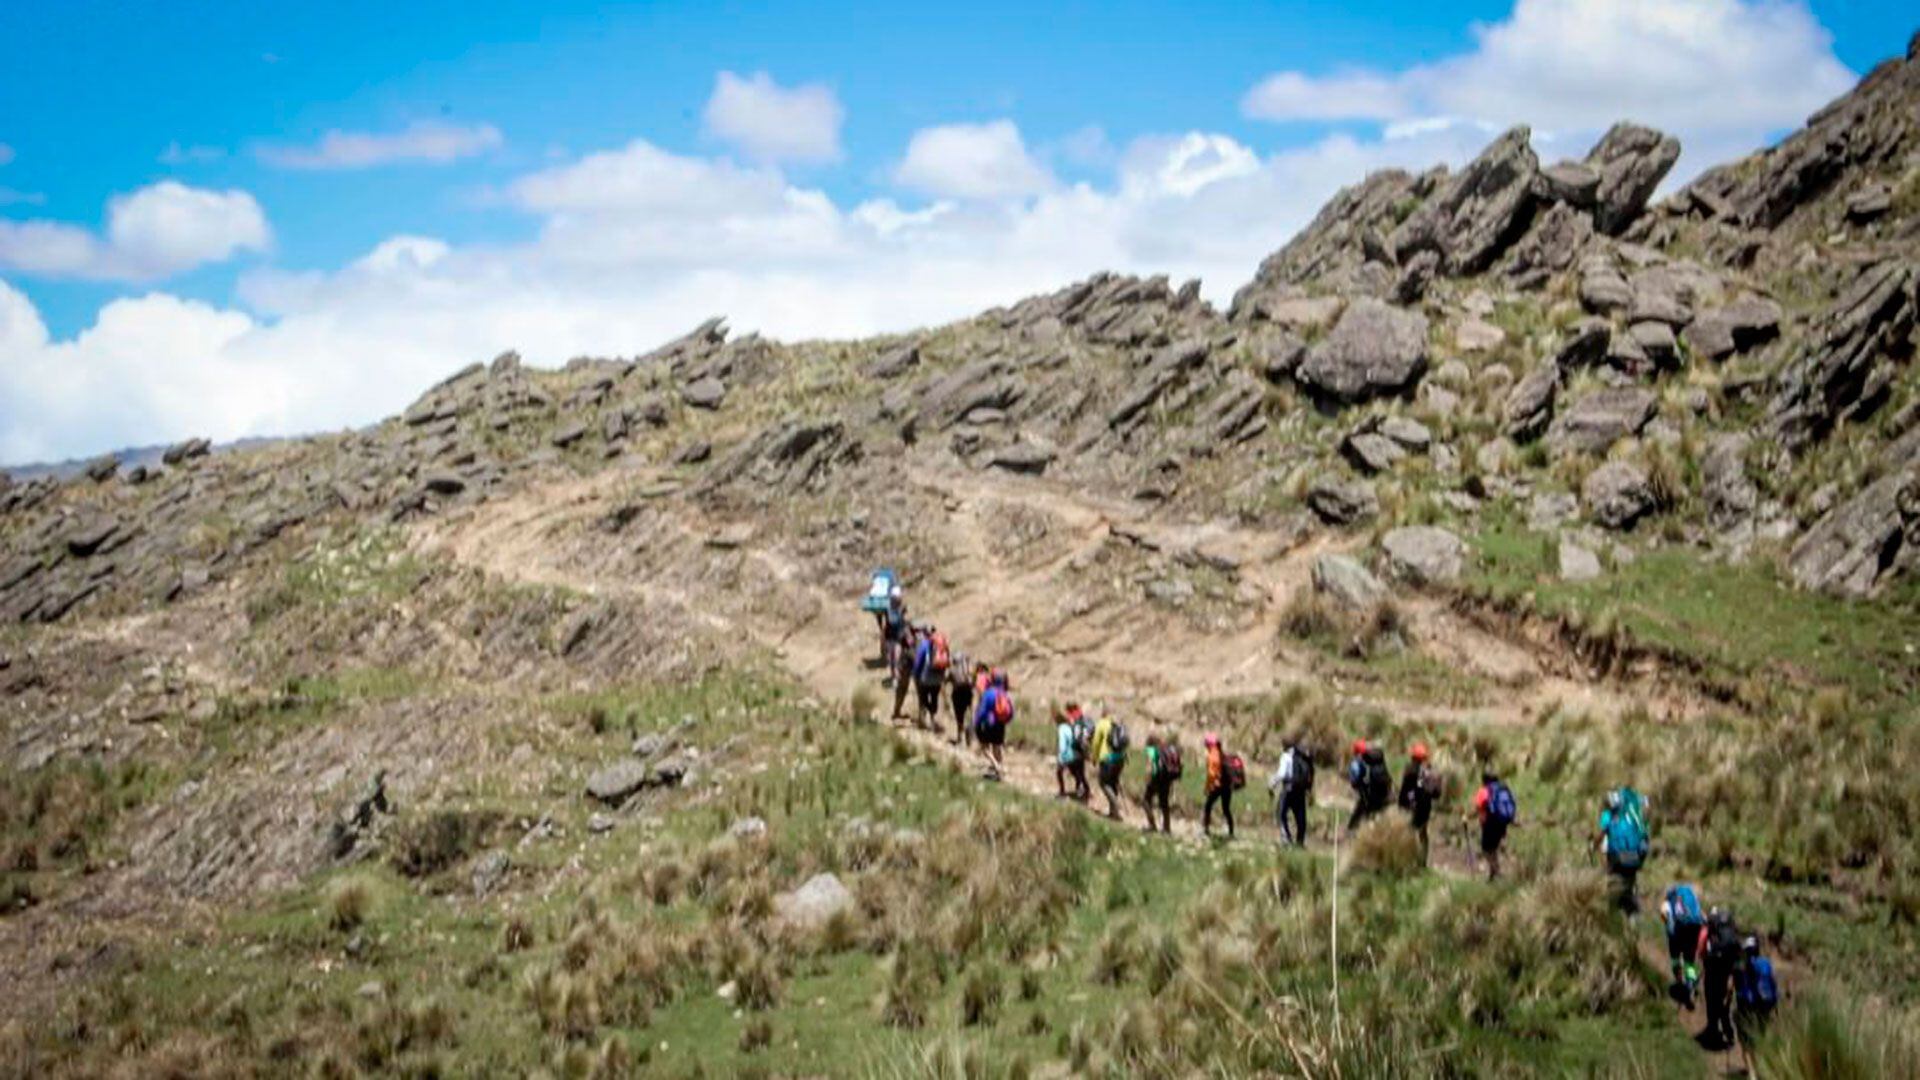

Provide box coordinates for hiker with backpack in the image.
[1398,742,1441,865]
[882,587,909,683]
[1733,935,1780,1050]
[1598,787,1650,917]
[1268,738,1314,847]
[1473,771,1516,881]
[1202,733,1240,840]
[1660,883,1706,1010]
[1091,712,1128,821]
[911,625,950,731]
[1056,705,1085,800]
[972,668,1013,781]
[948,651,976,746]
[1346,740,1392,832]
[889,624,918,721]
[1700,907,1743,1050]
[1142,733,1181,833]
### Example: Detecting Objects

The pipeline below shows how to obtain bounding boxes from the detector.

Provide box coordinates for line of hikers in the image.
[867,577,1780,1051]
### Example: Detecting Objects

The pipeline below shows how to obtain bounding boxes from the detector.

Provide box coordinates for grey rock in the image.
[1343,432,1407,474]
[1389,126,1539,274]
[681,376,728,410]
[1553,318,1612,371]
[1502,366,1558,441]
[66,516,120,557]
[1548,387,1657,456]
[1258,332,1308,382]
[1558,539,1603,582]
[550,422,589,448]
[1845,183,1892,223]
[1379,526,1466,585]
[1702,433,1758,532]
[867,343,921,379]
[1769,262,1914,447]
[1377,416,1432,451]
[1306,474,1379,526]
[987,442,1056,475]
[1787,469,1920,597]
[161,437,211,466]
[1390,249,1440,304]
[1109,338,1210,429]
[729,816,769,839]
[1579,268,1634,315]
[84,456,118,483]
[776,872,855,932]
[1538,160,1601,207]
[585,760,652,804]
[471,850,510,897]
[1582,460,1656,530]
[1146,577,1196,605]
[1683,296,1782,361]
[1527,491,1580,532]
[1627,321,1678,367]
[1296,299,1429,404]
[631,733,668,759]
[1506,201,1594,278]
[1311,553,1386,610]
[588,813,616,834]
[1584,123,1681,234]
[603,409,630,443]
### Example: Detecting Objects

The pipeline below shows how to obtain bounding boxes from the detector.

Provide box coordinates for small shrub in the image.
[1281,590,1338,640]
[738,1017,772,1054]
[328,878,373,933]
[960,967,1003,1027]
[1346,818,1424,876]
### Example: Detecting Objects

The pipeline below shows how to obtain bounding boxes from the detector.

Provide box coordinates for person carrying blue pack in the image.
[1733,934,1779,1050]
[911,625,947,731]
[972,668,1013,781]
[1473,771,1516,881]
[1598,786,1650,917]
[1660,883,1706,1010]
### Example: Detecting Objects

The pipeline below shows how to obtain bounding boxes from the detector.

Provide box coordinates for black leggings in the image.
[1144,775,1172,831]
[1204,787,1234,836]
[1279,788,1308,845]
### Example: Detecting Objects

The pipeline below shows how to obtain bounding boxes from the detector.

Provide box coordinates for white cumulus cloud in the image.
[1243,0,1853,182]
[702,71,844,164]
[0,181,270,282]
[258,121,504,170]
[894,120,1056,200]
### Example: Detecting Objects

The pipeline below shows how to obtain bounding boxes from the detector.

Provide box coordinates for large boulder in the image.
[1787,469,1920,597]
[987,441,1056,475]
[1584,123,1681,234]
[1582,460,1657,530]
[1379,526,1466,585]
[1311,554,1386,610]
[1306,475,1379,526]
[1538,160,1601,207]
[1548,387,1657,456]
[1342,432,1406,475]
[1553,318,1612,371]
[1683,296,1783,361]
[1295,299,1430,404]
[585,760,652,805]
[681,376,728,410]
[1390,126,1540,274]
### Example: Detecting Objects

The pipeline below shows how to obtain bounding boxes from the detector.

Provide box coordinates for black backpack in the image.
[1706,919,1742,963]
[1363,749,1391,806]
[1294,750,1315,790]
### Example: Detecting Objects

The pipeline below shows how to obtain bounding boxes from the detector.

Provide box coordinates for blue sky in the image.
[0,1,1912,463]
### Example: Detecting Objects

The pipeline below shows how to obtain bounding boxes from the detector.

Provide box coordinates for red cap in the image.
[1204,732,1220,748]
[1411,742,1429,762]
[1352,738,1368,756]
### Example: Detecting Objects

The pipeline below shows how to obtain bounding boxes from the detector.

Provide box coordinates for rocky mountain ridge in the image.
[3,30,1919,639]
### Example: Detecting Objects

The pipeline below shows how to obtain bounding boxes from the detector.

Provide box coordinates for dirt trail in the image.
[413,461,1708,854]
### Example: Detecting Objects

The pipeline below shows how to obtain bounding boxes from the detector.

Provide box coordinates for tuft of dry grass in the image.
[327,878,373,933]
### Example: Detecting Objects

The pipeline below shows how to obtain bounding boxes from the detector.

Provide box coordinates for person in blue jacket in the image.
[972,669,1013,781]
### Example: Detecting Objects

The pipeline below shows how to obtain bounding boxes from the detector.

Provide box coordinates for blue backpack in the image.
[1737,956,1779,1011]
[1607,810,1648,868]
[1488,782,1517,824]
[1667,884,1703,926]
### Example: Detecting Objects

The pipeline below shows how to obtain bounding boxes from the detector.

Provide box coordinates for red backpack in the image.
[1226,754,1247,791]
[992,689,1013,724]
[932,632,951,671]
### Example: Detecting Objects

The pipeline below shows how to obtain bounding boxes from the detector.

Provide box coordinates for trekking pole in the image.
[1331,805,1341,1046]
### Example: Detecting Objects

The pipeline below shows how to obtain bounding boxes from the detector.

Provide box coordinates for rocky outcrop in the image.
[1788,468,1920,597]
[1232,169,1435,312]
[1768,261,1916,447]
[704,419,856,494]
[1702,434,1758,533]
[1390,126,1540,275]
[1503,366,1559,441]
[1295,300,1429,404]
[1584,124,1681,234]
